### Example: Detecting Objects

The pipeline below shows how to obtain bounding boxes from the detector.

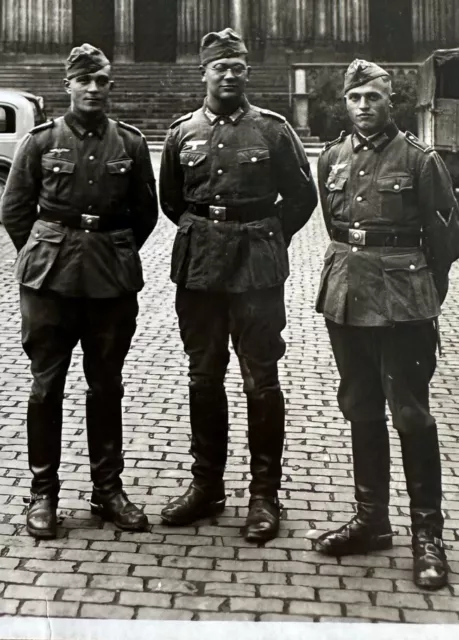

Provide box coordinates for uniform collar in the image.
[64,110,108,139]
[351,121,399,152]
[202,97,248,125]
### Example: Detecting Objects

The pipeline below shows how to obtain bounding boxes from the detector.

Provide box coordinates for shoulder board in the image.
[404,131,434,153]
[29,119,54,134]
[252,106,286,122]
[170,112,193,129]
[117,120,142,136]
[323,131,346,151]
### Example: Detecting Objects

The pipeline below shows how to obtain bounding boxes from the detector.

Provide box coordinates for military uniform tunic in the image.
[3,112,157,298]
[316,123,458,326]
[160,99,317,293]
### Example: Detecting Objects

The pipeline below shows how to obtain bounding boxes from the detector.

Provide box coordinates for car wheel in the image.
[0,168,9,224]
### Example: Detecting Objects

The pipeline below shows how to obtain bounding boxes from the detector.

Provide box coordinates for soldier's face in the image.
[345,78,392,135]
[64,66,114,115]
[201,56,250,102]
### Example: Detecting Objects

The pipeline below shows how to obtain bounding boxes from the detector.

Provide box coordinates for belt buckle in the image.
[209,205,227,221]
[81,214,100,230]
[348,229,366,245]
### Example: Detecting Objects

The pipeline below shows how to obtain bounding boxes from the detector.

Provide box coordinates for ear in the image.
[246,65,252,82]
[63,78,71,95]
[199,65,206,83]
[109,80,115,92]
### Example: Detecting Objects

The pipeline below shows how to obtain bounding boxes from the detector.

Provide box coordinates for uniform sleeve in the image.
[317,148,332,237]
[2,133,42,251]
[129,135,158,250]
[273,122,318,244]
[159,128,187,225]
[419,150,459,304]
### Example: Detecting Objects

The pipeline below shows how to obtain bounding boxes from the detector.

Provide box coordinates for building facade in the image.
[0,0,458,63]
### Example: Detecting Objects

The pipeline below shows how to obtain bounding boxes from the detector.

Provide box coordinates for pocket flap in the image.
[42,157,75,174]
[237,148,270,164]
[180,152,207,167]
[30,221,66,244]
[326,176,347,191]
[376,175,413,192]
[106,158,133,174]
[177,217,193,234]
[381,253,427,272]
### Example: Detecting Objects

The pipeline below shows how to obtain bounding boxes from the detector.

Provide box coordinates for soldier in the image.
[159,28,317,542]
[2,44,158,539]
[314,59,459,589]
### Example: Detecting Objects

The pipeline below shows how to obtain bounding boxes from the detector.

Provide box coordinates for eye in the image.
[76,75,90,85]
[211,64,226,73]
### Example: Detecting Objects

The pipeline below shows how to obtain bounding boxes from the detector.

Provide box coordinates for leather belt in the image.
[188,202,276,223]
[39,211,131,232]
[332,227,421,247]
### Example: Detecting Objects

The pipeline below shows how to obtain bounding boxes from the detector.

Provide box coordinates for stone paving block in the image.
[0,569,36,584]
[174,595,226,611]
[403,610,459,623]
[0,599,19,615]
[80,604,135,619]
[61,588,116,603]
[204,582,256,598]
[89,575,144,591]
[136,608,194,620]
[345,605,401,622]
[289,601,342,617]
[119,591,173,608]
[20,601,80,618]
[236,572,288,585]
[36,573,88,588]
[4,585,58,600]
[146,579,198,595]
[133,566,183,580]
[77,562,130,576]
[185,569,232,583]
[229,597,283,613]
[259,585,314,600]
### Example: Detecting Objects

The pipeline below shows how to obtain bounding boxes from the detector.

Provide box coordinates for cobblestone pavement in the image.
[0,154,458,625]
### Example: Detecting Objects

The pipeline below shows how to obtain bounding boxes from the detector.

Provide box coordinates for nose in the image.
[223,68,237,80]
[87,80,99,92]
[358,96,370,109]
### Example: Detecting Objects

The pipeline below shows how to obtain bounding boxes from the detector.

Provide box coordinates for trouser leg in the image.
[230,286,286,541]
[161,288,229,525]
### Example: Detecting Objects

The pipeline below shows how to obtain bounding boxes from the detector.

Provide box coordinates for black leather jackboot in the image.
[25,400,62,539]
[315,420,393,556]
[244,389,285,542]
[161,386,228,525]
[399,424,448,590]
[86,392,148,531]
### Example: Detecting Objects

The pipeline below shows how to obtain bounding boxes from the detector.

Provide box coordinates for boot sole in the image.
[244,525,279,543]
[161,499,226,526]
[26,523,57,540]
[315,536,393,557]
[90,505,149,531]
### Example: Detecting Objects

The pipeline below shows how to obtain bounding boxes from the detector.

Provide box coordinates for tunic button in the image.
[394,184,400,190]
[53,166,60,173]
[410,264,416,270]
[85,229,90,233]
[217,169,223,175]
[359,170,365,176]
[269,231,274,236]
[251,157,258,163]
[214,220,219,224]
[188,161,194,167]
[329,182,336,189]
[88,205,93,211]
[89,180,94,185]
[89,155,95,160]
[363,146,368,151]
[88,132,93,137]
[352,246,359,252]
[219,120,225,125]
[34,232,39,238]
[353,232,360,240]
[120,167,126,173]
[218,143,224,149]
[215,195,221,201]
[354,222,360,228]
[356,196,363,202]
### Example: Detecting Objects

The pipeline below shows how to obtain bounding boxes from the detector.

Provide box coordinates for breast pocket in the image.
[376,174,414,222]
[381,252,440,322]
[106,158,133,199]
[41,156,75,201]
[325,175,347,221]
[179,151,207,188]
[237,148,271,193]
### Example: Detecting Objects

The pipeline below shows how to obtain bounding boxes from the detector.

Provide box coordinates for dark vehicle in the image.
[417,48,459,195]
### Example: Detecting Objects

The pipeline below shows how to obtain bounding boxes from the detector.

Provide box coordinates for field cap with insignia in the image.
[66,43,110,79]
[200,28,248,65]
[344,59,390,94]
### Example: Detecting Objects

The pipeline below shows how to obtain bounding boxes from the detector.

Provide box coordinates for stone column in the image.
[114,0,134,62]
[230,0,248,36]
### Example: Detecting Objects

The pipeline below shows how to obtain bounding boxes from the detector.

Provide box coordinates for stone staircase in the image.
[0,62,307,148]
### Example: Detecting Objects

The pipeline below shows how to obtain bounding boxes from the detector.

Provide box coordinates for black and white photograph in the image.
[0,2,459,639]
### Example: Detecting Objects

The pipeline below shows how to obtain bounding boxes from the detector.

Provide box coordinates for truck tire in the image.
[0,167,9,224]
